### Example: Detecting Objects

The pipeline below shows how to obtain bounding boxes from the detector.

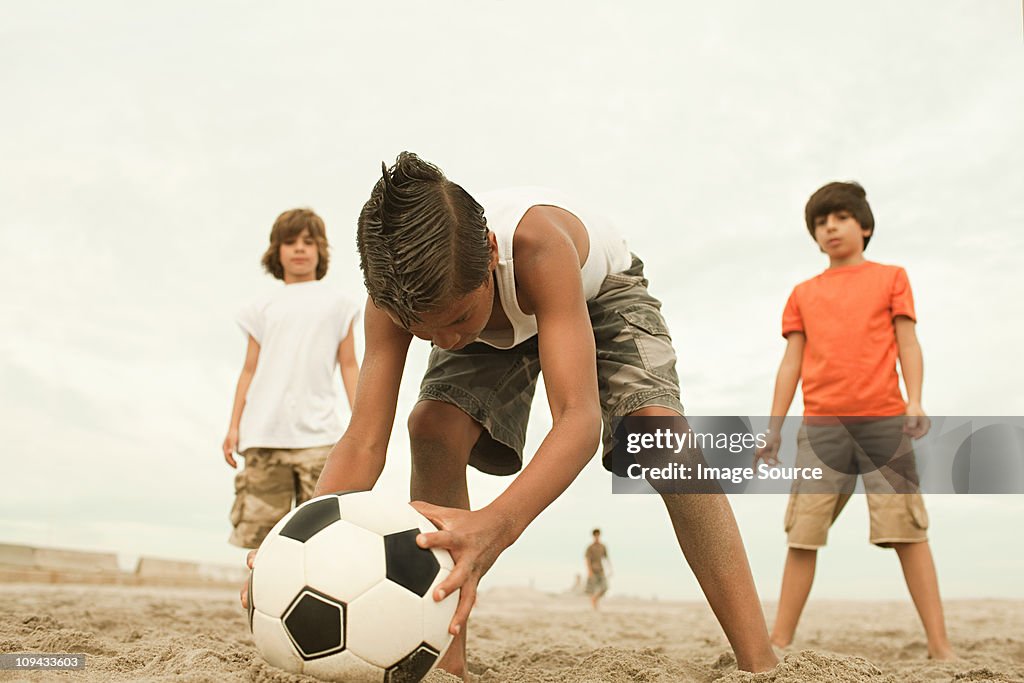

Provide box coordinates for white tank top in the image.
[474,187,631,349]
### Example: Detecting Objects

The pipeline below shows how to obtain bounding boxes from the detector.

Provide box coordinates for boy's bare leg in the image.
[770,547,817,648]
[660,492,778,672]
[893,541,956,660]
[409,400,483,680]
[635,405,776,672]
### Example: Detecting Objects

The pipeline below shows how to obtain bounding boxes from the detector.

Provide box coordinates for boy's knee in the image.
[408,401,480,468]
[407,402,479,507]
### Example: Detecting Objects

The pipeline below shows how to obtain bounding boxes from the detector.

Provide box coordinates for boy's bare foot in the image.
[436,633,468,681]
[927,646,959,661]
[434,659,468,681]
[430,672,476,683]
[741,647,780,673]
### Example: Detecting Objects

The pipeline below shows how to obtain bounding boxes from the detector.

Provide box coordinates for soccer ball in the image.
[247,491,458,682]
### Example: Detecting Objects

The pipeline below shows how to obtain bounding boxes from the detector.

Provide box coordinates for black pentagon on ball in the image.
[280,497,341,542]
[282,588,346,660]
[384,644,440,683]
[384,529,440,597]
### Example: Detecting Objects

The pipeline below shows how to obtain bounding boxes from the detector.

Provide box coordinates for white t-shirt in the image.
[236,279,360,451]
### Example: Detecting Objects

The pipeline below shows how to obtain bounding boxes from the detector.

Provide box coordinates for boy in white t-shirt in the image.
[222,208,361,548]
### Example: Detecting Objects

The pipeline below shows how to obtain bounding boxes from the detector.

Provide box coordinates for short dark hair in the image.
[261,208,329,280]
[804,181,875,251]
[592,528,601,536]
[357,152,490,327]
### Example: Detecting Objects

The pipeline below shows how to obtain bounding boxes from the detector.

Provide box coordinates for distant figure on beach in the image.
[584,528,611,609]
[755,182,955,660]
[222,208,360,549]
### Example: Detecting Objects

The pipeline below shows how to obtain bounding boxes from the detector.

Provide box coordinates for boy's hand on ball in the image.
[410,502,512,636]
[240,550,256,610]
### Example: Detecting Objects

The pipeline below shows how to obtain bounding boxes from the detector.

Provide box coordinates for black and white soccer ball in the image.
[247,491,458,682]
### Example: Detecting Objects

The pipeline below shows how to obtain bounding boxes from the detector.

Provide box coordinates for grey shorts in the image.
[418,254,684,476]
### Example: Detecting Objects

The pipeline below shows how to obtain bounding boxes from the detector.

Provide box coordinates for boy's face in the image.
[812,210,871,258]
[279,228,319,280]
[398,232,499,351]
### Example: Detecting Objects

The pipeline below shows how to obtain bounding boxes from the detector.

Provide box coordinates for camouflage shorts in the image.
[228,445,332,548]
[418,254,683,476]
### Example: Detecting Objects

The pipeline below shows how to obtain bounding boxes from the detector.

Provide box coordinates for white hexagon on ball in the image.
[250,532,306,619]
[337,491,430,537]
[303,649,383,683]
[251,610,303,675]
[422,567,457,653]
[303,519,386,603]
[346,579,427,668]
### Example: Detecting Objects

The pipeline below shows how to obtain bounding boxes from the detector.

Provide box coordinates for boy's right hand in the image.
[754,430,782,467]
[222,429,239,468]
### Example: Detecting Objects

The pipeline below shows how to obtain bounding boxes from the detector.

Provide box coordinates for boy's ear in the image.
[487,231,499,269]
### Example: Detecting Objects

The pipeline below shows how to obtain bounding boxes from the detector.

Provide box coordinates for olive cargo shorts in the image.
[418,254,684,476]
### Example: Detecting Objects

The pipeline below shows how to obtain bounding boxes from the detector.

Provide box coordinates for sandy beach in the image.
[1,582,1021,682]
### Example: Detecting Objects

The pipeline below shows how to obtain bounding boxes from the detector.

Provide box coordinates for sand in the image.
[1,583,1021,682]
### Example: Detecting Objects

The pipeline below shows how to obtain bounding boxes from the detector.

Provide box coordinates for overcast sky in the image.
[2,1,1023,601]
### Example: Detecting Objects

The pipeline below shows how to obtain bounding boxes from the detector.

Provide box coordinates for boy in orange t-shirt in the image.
[755,182,955,659]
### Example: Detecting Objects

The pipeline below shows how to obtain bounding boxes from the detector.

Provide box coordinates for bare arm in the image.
[413,214,601,635]
[336,320,360,409]
[485,225,601,544]
[895,315,929,438]
[755,332,804,466]
[222,335,260,468]
[242,304,407,612]
[315,299,411,495]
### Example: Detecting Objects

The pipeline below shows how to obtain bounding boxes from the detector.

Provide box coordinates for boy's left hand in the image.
[903,403,931,439]
[410,502,514,637]
[754,430,783,467]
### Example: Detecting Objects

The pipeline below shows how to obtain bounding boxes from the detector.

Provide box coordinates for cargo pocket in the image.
[784,493,798,532]
[618,305,675,377]
[907,494,929,530]
[229,469,247,526]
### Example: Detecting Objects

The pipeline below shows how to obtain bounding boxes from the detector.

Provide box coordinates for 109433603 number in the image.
[0,653,86,670]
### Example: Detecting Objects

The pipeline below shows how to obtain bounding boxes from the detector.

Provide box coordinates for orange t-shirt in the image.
[782,261,916,417]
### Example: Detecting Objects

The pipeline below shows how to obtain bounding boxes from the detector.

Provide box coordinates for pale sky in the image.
[2,1,1023,601]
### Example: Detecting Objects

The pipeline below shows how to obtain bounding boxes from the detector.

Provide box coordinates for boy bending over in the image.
[252,154,777,677]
